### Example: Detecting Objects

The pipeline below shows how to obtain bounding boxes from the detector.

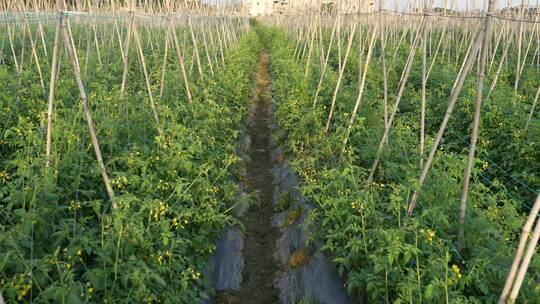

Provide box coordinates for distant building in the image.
[243,0,274,16]
[243,0,375,16]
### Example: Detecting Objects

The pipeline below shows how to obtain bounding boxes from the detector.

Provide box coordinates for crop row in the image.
[259,24,539,302]
[0,17,259,302]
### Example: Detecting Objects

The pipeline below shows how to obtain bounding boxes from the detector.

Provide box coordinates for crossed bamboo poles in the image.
[0,1,250,301]
[1,0,249,210]
[264,0,539,302]
[1,0,539,302]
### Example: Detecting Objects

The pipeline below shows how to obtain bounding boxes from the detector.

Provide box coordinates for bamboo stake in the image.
[206,19,219,67]
[407,27,485,216]
[0,25,5,64]
[32,0,48,58]
[304,18,316,79]
[59,10,116,209]
[65,15,80,71]
[486,26,515,101]
[216,21,225,65]
[159,19,171,98]
[120,11,134,96]
[312,16,337,109]
[92,21,102,65]
[133,24,162,127]
[45,11,62,168]
[170,17,193,103]
[367,16,428,184]
[23,13,45,89]
[420,18,427,166]
[499,193,540,303]
[114,18,125,63]
[514,0,525,92]
[18,17,28,81]
[187,15,203,79]
[509,214,540,301]
[525,85,540,131]
[341,23,379,154]
[380,1,389,134]
[132,21,161,127]
[516,21,537,90]
[6,23,20,74]
[201,21,214,77]
[324,21,358,133]
[489,23,505,71]
[84,28,91,76]
[458,0,496,251]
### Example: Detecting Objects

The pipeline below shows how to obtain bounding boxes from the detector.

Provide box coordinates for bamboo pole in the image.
[187,15,203,79]
[65,14,80,71]
[132,21,161,127]
[324,21,357,133]
[114,18,125,64]
[458,0,496,251]
[312,16,337,109]
[486,26,516,101]
[341,23,379,154]
[159,18,171,98]
[525,85,540,131]
[23,12,46,90]
[32,0,48,59]
[516,21,537,91]
[201,21,214,77]
[367,15,428,184]
[18,15,28,81]
[509,214,540,301]
[380,0,389,134]
[420,3,428,166]
[514,0,525,92]
[45,11,63,168]
[407,28,485,216]
[499,193,540,303]
[170,17,193,103]
[304,18,316,79]
[84,27,91,76]
[59,6,116,209]
[6,23,20,74]
[120,11,134,96]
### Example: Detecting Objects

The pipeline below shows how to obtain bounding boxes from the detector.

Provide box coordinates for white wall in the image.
[246,0,274,16]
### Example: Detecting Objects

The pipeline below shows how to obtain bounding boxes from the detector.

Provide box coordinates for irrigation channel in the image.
[217,51,280,303]
[211,47,353,304]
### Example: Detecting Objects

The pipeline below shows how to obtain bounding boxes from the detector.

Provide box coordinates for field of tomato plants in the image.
[0,3,262,302]
[1,1,539,304]
[258,4,540,303]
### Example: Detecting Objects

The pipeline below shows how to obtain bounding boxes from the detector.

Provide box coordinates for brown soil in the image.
[216,52,280,304]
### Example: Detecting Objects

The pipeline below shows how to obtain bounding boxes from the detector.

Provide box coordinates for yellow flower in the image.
[66,263,72,270]
[18,283,31,300]
[0,171,10,183]
[187,267,201,280]
[452,264,462,279]
[111,176,128,190]
[68,200,82,211]
[426,229,435,243]
[157,180,169,191]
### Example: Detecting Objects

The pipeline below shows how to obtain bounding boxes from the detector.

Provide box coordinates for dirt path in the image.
[217,52,280,304]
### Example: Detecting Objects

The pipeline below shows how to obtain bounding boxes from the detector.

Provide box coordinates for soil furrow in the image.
[217,51,279,304]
